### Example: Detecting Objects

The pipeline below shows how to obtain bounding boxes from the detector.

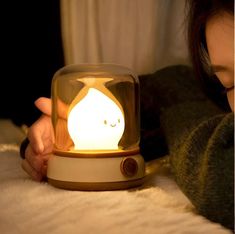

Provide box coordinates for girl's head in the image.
[186,0,234,111]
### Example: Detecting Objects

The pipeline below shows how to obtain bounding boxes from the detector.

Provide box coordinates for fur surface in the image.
[0,120,231,234]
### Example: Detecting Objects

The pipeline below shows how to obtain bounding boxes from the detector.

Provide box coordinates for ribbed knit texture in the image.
[139,65,234,230]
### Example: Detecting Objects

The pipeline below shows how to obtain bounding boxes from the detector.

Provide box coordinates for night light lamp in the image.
[47,64,145,190]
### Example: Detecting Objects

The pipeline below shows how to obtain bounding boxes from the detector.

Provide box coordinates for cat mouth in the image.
[110,124,117,127]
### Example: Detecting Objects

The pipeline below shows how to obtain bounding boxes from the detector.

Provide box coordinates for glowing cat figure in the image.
[67,87,125,150]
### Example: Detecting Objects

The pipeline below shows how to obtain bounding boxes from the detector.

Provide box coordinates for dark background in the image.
[0,0,64,127]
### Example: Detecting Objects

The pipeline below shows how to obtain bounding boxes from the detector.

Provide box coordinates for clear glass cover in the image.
[51,63,140,154]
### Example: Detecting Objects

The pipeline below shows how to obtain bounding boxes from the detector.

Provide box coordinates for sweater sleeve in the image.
[140,65,234,230]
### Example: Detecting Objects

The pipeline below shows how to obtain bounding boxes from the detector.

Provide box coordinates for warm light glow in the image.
[67,88,125,150]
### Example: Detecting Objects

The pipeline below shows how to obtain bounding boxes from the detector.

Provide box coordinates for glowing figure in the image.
[67,86,125,150]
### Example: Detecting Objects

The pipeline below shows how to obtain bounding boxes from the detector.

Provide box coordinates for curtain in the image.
[60,0,189,75]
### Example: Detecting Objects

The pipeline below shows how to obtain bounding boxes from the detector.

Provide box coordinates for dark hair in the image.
[186,0,234,110]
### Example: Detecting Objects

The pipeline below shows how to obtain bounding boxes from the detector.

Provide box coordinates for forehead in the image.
[205,11,234,64]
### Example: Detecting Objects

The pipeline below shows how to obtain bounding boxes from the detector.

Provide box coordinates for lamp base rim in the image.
[47,177,146,191]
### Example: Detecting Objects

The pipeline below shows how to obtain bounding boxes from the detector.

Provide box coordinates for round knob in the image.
[120,157,138,177]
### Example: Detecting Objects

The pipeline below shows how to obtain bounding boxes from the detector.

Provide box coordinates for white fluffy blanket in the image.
[0,120,232,234]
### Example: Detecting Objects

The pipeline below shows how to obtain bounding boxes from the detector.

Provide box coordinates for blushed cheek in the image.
[227,89,234,112]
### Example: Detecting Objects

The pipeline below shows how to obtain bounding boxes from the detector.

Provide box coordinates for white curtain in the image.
[60,0,189,75]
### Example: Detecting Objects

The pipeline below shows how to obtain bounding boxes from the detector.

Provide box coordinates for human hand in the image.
[21,97,54,181]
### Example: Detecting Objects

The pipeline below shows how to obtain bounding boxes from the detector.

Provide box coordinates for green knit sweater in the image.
[139,65,234,230]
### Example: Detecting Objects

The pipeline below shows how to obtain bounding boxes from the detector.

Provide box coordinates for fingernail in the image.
[35,143,44,155]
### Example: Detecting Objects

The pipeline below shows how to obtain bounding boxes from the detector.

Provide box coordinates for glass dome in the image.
[51,63,140,156]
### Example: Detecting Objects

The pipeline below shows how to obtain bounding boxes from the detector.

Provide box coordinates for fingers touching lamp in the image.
[47,64,145,190]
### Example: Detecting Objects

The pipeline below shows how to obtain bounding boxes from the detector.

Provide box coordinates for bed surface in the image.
[0,119,232,234]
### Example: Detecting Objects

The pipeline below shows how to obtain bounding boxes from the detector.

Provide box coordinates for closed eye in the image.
[225,86,234,92]
[210,65,228,73]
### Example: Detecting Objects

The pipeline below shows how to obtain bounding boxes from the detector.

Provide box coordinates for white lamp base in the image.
[47,152,146,191]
